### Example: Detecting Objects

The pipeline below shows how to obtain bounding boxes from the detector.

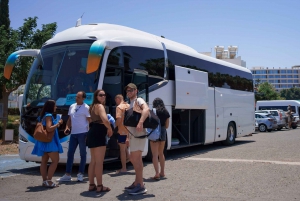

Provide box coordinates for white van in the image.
[256,100,300,126]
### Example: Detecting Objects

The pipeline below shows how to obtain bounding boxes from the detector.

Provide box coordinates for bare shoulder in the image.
[95,104,105,111]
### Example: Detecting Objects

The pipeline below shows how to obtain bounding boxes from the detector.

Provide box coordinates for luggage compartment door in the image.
[175,65,208,109]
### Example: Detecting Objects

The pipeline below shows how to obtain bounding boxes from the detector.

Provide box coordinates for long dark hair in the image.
[89,89,106,114]
[40,100,56,118]
[152,98,167,113]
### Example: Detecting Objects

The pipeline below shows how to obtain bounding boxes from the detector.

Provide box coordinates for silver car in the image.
[256,110,284,130]
[255,113,276,132]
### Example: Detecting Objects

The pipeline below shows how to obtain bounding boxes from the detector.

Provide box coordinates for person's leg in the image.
[47,152,59,182]
[126,146,130,161]
[119,143,127,172]
[130,150,144,187]
[88,149,95,183]
[41,153,49,182]
[150,141,160,178]
[158,141,166,177]
[77,133,87,174]
[94,146,110,191]
[66,134,78,175]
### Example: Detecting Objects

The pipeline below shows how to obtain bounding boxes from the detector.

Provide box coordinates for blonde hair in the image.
[115,94,124,101]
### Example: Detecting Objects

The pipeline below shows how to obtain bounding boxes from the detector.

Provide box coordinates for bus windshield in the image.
[23,40,98,110]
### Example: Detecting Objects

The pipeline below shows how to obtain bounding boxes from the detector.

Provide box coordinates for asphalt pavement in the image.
[1,127,300,201]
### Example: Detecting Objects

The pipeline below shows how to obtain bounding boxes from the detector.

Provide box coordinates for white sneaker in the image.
[77,173,84,182]
[56,174,72,182]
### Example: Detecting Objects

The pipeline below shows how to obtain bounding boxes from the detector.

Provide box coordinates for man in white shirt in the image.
[57,91,91,182]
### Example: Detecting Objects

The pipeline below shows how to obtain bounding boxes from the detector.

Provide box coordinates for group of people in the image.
[31,83,170,195]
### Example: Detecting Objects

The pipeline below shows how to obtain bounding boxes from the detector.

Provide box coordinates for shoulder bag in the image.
[33,116,55,143]
[146,108,161,141]
[124,99,159,129]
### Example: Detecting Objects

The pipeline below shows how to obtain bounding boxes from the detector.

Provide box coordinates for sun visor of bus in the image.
[175,65,209,109]
[86,40,108,74]
[4,49,40,80]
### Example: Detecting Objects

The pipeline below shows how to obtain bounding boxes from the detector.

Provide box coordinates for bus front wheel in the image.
[222,122,236,146]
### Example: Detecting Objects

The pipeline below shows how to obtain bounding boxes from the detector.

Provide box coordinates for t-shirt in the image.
[127,98,147,136]
[156,109,170,127]
[68,103,90,134]
[116,101,130,135]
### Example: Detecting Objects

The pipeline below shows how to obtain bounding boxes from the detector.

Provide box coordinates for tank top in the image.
[90,104,104,124]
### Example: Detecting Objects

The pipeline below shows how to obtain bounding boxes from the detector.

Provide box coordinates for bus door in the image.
[173,65,208,145]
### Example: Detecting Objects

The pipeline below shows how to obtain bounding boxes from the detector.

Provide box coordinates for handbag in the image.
[124,99,159,129]
[33,117,55,143]
[146,109,161,141]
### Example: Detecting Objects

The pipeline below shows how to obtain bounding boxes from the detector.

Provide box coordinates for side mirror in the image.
[3,49,40,79]
[86,40,107,74]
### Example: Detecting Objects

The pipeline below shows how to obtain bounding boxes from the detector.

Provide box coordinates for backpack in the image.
[146,108,161,141]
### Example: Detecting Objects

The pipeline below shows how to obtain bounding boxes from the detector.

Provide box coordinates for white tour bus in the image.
[256,100,300,125]
[4,23,254,163]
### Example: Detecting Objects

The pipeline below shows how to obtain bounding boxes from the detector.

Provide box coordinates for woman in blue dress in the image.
[32,100,63,188]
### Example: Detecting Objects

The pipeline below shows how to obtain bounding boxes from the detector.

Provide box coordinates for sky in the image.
[8,0,300,69]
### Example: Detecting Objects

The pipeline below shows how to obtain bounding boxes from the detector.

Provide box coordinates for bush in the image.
[0,115,20,140]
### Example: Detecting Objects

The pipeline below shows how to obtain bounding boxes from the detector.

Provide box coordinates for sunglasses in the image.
[126,89,134,93]
[98,94,106,97]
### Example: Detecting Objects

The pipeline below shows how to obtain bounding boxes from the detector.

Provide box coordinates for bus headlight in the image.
[19,134,28,142]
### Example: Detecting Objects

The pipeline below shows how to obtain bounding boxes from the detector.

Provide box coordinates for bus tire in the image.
[222,122,236,146]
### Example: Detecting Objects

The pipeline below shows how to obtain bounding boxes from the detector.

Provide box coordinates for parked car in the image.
[255,113,277,132]
[255,109,285,130]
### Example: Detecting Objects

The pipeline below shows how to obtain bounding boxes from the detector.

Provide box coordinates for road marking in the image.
[184,157,300,166]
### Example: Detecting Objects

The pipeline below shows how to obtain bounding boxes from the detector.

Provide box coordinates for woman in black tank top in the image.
[86,89,112,192]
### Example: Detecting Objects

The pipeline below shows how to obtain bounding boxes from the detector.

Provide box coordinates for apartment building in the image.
[251,66,300,91]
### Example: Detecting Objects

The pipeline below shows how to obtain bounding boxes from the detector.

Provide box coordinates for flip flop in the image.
[116,170,127,174]
[150,176,160,181]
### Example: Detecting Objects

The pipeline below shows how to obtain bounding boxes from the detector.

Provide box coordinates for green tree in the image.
[0,1,57,140]
[280,87,300,100]
[255,82,283,101]
[0,0,10,30]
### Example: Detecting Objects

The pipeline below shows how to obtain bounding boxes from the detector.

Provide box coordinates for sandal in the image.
[116,169,127,174]
[89,184,97,191]
[150,176,160,181]
[96,184,111,193]
[42,180,59,188]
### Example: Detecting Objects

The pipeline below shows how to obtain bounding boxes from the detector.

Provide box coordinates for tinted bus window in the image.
[167,50,253,92]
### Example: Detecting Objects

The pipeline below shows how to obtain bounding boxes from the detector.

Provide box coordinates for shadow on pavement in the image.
[165,140,255,161]
[26,185,55,192]
[115,191,155,200]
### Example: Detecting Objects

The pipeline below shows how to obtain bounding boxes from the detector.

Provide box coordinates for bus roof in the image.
[45,23,251,74]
